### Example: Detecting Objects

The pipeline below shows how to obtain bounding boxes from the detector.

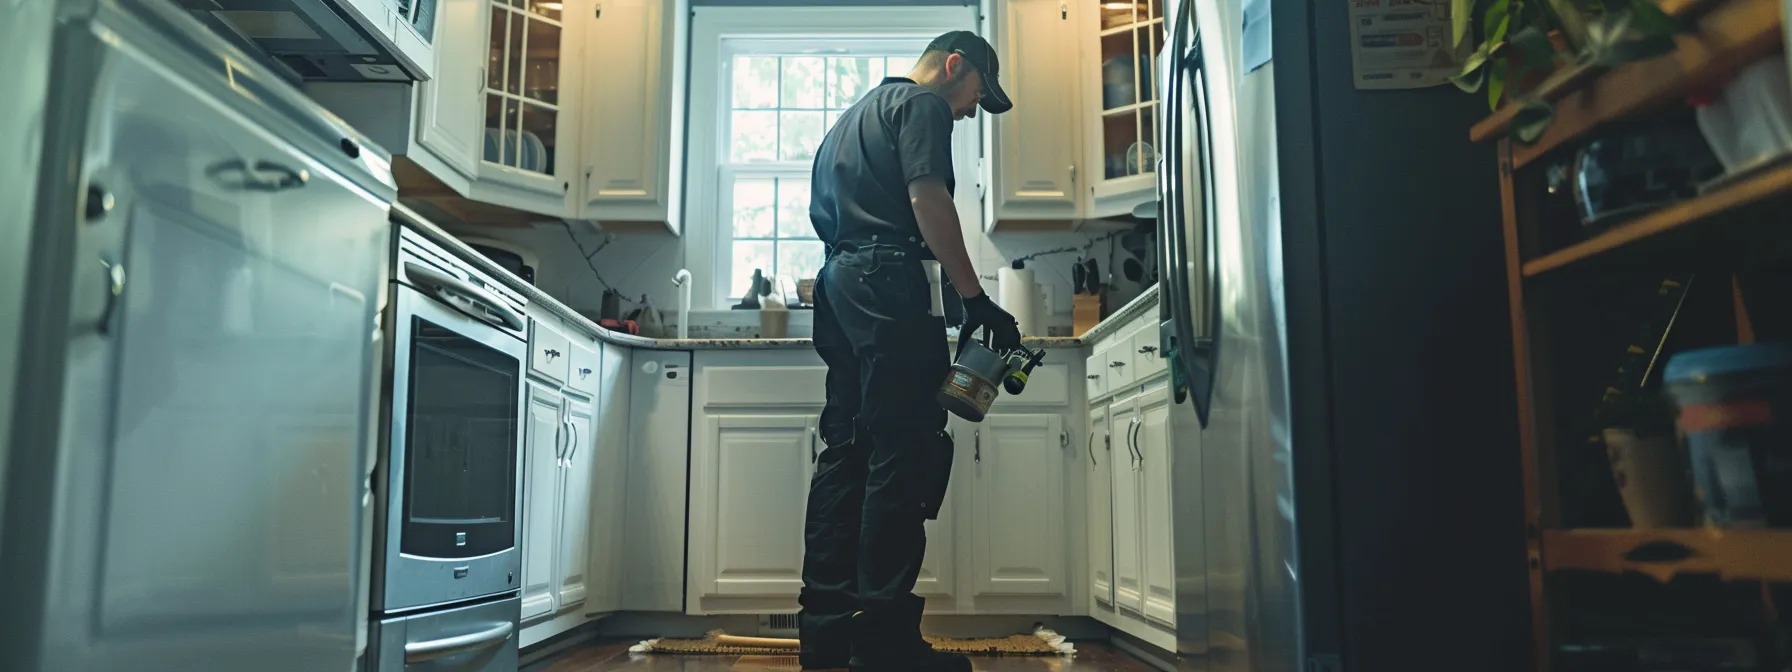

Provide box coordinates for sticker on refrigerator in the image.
[1347,0,1465,90]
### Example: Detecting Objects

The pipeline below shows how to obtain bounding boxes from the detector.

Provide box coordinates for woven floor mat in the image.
[632,629,1074,657]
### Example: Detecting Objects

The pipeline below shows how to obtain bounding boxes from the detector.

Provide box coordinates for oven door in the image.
[380,279,527,611]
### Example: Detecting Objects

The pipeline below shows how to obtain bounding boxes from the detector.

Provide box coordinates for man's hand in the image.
[961,294,1022,351]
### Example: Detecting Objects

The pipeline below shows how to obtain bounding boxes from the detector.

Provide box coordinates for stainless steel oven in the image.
[375,227,528,620]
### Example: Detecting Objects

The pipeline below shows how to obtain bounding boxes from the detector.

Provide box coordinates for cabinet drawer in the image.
[566,339,599,396]
[528,319,571,384]
[1085,348,1109,399]
[704,366,828,407]
[992,363,1069,407]
[1101,339,1137,393]
[1128,323,1166,380]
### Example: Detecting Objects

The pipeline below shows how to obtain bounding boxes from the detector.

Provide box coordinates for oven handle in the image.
[403,261,526,332]
[403,622,514,663]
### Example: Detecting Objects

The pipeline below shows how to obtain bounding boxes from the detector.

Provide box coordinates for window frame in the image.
[685,6,982,308]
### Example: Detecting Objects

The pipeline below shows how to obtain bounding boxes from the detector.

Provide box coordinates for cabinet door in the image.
[1109,397,1143,614]
[557,395,596,610]
[1086,404,1115,608]
[585,343,630,612]
[988,0,1082,223]
[698,414,814,599]
[970,414,1067,598]
[479,0,578,201]
[1081,0,1166,217]
[416,0,487,175]
[521,383,565,620]
[579,0,678,227]
[1137,384,1176,626]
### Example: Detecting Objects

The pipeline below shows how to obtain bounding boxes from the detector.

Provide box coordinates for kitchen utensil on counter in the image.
[797,278,817,306]
[1664,342,1792,528]
[732,269,768,309]
[1072,256,1086,294]
[1082,257,1101,294]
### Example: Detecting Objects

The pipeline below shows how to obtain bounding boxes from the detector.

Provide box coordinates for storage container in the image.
[1663,343,1792,527]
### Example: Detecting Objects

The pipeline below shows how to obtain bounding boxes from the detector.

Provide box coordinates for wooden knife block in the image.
[1073,294,1105,336]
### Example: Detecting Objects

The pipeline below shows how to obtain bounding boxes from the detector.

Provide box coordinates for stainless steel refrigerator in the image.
[1155,0,1533,668]
[1,0,395,669]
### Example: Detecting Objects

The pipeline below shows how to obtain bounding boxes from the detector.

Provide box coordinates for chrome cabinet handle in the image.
[1137,346,1157,354]
[566,419,578,464]
[810,427,818,463]
[1110,361,1126,368]
[476,67,486,101]
[97,258,125,336]
[1088,431,1097,467]
[552,418,564,468]
[974,430,981,464]
[578,367,593,379]
[1086,374,1100,380]
[1129,419,1142,470]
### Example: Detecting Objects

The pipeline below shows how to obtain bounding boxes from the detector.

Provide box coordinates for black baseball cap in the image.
[926,30,1012,114]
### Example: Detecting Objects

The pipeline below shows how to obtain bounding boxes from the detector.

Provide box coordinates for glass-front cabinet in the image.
[480,0,577,201]
[1082,0,1164,218]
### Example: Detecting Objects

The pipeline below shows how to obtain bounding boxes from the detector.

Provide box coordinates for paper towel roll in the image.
[997,266,1041,336]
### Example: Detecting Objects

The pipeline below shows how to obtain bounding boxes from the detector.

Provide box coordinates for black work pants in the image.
[798,246,953,661]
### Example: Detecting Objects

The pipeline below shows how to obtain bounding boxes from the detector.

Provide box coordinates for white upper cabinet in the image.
[417,0,489,176]
[984,0,1082,227]
[475,0,584,211]
[577,0,687,231]
[980,0,1162,228]
[409,0,586,217]
[1077,0,1164,218]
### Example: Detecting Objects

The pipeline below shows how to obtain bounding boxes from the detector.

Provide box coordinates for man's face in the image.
[943,53,986,120]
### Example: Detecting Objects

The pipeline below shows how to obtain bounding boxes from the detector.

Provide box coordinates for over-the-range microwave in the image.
[178,0,435,82]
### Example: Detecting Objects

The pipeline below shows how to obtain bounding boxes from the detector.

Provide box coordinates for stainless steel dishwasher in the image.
[1,0,397,670]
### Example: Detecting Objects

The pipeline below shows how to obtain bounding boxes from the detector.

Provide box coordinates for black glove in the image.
[960,293,1022,351]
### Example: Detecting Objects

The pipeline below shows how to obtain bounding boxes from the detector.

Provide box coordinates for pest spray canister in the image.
[938,328,1047,422]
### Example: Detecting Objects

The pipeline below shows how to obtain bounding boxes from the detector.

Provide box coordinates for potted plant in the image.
[1450,0,1689,143]
[1595,391,1694,528]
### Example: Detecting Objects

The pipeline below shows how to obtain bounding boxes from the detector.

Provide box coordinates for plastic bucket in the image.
[1663,343,1792,527]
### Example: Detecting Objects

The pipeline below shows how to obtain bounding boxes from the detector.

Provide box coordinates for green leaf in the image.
[1510,98,1556,144]
[1507,26,1558,69]
[1453,0,1476,47]
[1450,43,1494,92]
[1488,59,1510,110]
[1484,0,1512,43]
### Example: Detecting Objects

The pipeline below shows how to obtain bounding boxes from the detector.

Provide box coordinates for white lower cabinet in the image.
[1108,393,1144,615]
[1093,376,1177,647]
[521,383,566,620]
[695,413,816,603]
[684,354,1080,616]
[557,395,596,609]
[965,413,1067,599]
[519,331,629,636]
[1086,404,1115,612]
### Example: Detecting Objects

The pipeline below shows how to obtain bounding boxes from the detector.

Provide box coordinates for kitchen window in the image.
[720,47,922,299]
[686,7,980,307]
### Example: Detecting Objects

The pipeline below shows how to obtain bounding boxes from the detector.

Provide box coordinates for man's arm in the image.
[909,177,982,298]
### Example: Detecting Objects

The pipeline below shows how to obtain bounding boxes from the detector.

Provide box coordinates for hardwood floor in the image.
[527,640,1161,671]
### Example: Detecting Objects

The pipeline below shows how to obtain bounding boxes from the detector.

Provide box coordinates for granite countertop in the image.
[397,206,1088,352]
[1078,284,1161,344]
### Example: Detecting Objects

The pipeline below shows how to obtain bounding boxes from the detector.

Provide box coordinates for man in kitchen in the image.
[798,31,1022,672]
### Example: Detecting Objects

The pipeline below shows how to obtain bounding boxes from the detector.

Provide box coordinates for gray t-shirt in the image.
[809,77,955,260]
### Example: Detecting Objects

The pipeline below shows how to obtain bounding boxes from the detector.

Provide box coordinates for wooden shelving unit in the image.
[1478,0,1792,667]
[1545,529,1792,583]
